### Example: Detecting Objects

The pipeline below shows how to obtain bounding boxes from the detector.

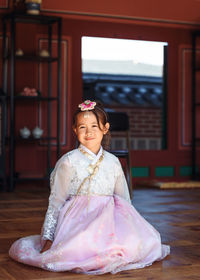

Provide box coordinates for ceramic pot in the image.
[26,2,41,15]
[32,126,43,139]
[20,127,31,139]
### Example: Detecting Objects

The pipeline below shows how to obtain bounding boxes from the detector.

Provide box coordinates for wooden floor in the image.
[0,185,200,280]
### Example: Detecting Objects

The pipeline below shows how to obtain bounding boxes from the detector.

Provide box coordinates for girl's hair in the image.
[73,101,111,150]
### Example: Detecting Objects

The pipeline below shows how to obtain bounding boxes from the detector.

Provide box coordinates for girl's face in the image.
[73,111,109,154]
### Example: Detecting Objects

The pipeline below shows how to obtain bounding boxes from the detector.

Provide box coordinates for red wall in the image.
[60,18,195,181]
[0,1,199,182]
[41,0,200,26]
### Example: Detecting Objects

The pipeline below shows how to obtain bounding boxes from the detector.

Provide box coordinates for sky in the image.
[82,37,168,66]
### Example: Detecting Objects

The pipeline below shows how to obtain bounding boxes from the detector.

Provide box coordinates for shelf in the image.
[4,55,58,63]
[15,55,58,63]
[17,136,57,141]
[6,96,57,101]
[6,136,57,143]
[3,12,61,25]
[13,96,58,101]
[2,12,62,191]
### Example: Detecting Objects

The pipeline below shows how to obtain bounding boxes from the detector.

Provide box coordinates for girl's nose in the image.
[86,128,92,135]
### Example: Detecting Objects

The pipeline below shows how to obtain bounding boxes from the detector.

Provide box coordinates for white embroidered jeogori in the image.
[64,145,105,217]
[79,144,103,174]
[41,145,131,241]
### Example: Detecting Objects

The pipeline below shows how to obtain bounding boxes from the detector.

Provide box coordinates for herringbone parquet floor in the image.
[0,186,200,280]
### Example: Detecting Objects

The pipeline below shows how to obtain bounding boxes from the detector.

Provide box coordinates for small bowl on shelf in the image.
[15,48,24,56]
[39,49,50,57]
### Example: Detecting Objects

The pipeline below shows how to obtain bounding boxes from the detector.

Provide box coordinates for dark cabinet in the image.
[2,12,62,191]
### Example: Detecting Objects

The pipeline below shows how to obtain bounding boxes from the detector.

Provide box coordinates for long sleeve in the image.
[114,159,131,204]
[42,156,72,241]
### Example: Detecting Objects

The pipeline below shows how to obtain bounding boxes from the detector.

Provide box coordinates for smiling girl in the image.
[9,100,170,274]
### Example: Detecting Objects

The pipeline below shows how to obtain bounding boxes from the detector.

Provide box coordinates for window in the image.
[82,37,168,150]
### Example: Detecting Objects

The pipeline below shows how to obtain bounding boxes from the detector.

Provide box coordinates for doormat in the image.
[135,181,200,189]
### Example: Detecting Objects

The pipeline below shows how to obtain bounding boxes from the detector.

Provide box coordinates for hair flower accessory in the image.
[78,100,96,111]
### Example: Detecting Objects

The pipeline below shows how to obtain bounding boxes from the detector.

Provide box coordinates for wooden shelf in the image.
[17,136,57,141]
[4,12,61,25]
[4,54,58,63]
[15,55,58,63]
[6,136,57,143]
[12,136,56,140]
[2,12,62,191]
[13,96,57,101]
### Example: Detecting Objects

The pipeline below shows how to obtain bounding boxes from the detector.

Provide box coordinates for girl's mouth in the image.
[85,137,94,140]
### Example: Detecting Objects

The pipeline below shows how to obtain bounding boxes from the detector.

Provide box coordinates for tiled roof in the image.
[83,73,163,107]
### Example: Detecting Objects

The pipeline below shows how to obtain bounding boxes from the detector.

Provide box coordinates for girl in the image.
[9,100,170,275]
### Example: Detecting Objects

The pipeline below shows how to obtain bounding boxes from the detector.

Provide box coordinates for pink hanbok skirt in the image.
[9,195,170,274]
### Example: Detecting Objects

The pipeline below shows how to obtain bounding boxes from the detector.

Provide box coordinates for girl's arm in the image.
[41,156,72,248]
[114,158,131,204]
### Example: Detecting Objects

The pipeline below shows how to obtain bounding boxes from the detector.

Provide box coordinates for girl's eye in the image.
[92,125,98,127]
[79,126,85,129]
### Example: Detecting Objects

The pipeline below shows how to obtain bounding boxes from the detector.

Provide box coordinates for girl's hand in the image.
[40,240,53,253]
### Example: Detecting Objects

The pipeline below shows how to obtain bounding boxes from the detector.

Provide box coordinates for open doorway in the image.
[81,37,168,150]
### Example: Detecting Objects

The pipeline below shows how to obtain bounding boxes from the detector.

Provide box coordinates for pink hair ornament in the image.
[78,100,96,111]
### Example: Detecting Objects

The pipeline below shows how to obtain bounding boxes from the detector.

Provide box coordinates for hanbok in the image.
[9,144,170,275]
